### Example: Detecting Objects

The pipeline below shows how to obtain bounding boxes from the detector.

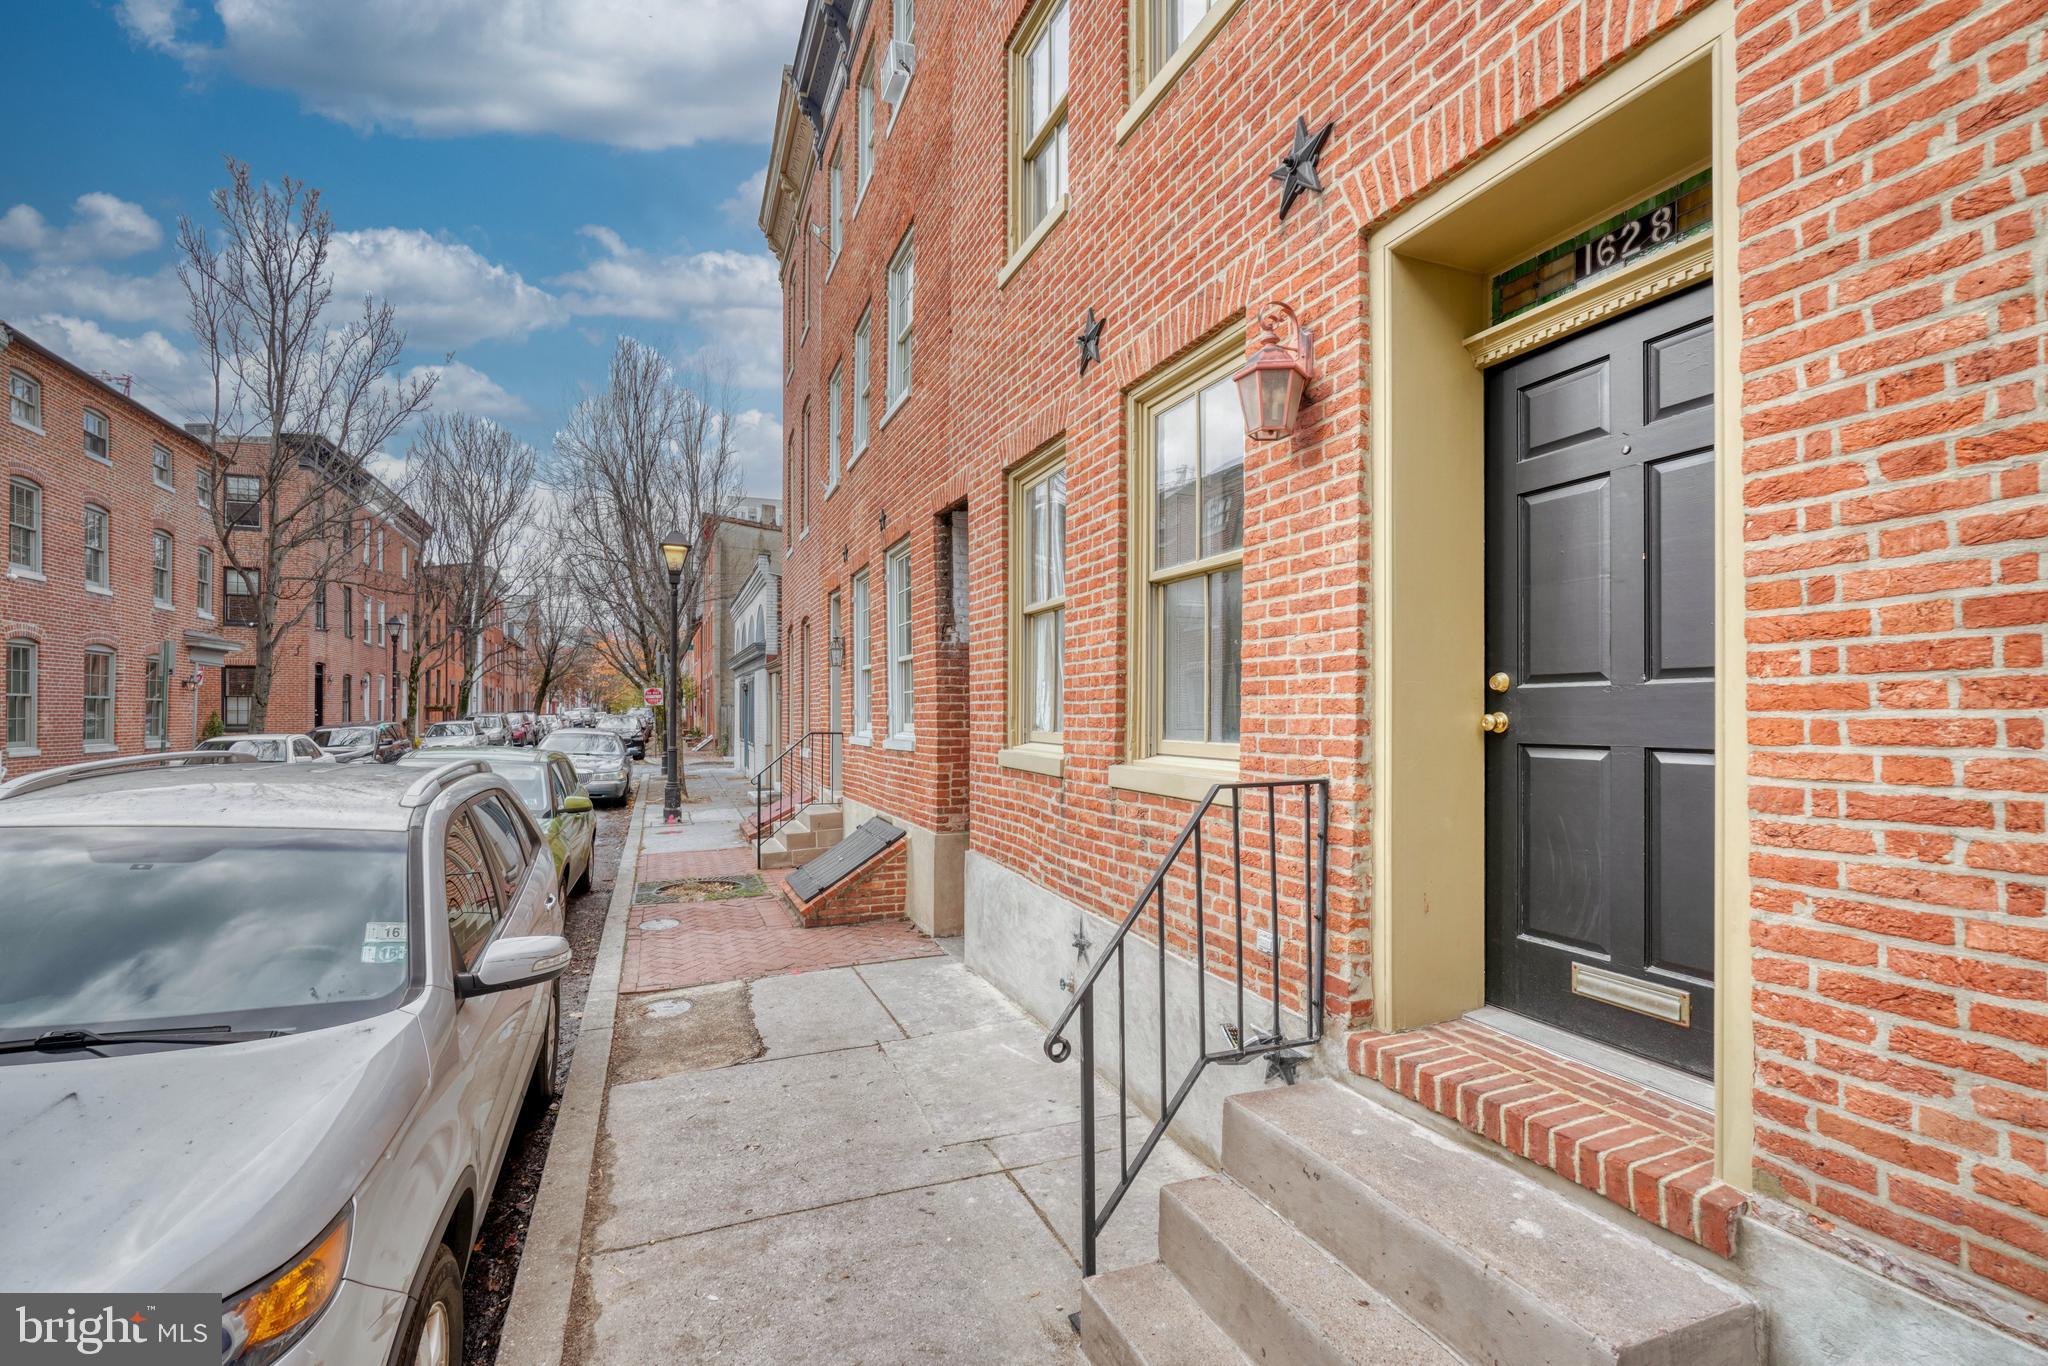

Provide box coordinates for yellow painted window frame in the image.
[1007,441,1067,752]
[1006,0,1070,266]
[1118,0,1247,144]
[1125,323,1244,767]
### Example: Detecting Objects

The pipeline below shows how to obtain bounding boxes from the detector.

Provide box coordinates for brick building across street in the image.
[759,0,2048,1354]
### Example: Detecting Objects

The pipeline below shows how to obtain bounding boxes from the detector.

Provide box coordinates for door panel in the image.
[1485,283,1716,1077]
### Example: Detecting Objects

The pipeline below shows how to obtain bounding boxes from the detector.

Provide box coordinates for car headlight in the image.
[221,1205,351,1365]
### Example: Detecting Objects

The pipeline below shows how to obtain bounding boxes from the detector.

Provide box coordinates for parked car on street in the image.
[540,728,634,805]
[197,734,334,764]
[597,714,646,760]
[470,714,511,747]
[308,722,409,764]
[505,712,539,747]
[420,720,484,750]
[0,752,569,1363]
[396,747,595,895]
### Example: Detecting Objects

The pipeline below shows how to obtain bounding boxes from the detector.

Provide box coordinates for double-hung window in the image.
[8,479,42,575]
[342,585,355,638]
[83,408,111,462]
[1137,0,1232,93]
[826,367,842,492]
[7,370,40,428]
[1011,449,1067,746]
[886,232,914,409]
[144,647,169,748]
[152,531,173,607]
[852,311,872,457]
[829,150,844,262]
[1011,0,1070,249]
[884,541,913,740]
[225,569,260,626]
[225,475,261,530]
[198,548,215,616]
[152,444,174,489]
[83,506,110,591]
[851,569,872,737]
[223,665,256,731]
[83,649,114,745]
[856,63,876,200]
[197,466,214,512]
[5,639,35,751]
[1135,335,1246,760]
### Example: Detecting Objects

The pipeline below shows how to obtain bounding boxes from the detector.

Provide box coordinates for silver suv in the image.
[0,752,570,1364]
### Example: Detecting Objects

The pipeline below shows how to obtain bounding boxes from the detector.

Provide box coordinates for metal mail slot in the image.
[1571,962,1691,1028]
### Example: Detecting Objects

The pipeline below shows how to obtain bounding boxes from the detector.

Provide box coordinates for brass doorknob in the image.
[1488,672,1512,693]
[1480,712,1510,734]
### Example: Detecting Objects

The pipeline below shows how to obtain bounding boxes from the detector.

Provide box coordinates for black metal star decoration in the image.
[1075,308,1104,377]
[1271,116,1334,221]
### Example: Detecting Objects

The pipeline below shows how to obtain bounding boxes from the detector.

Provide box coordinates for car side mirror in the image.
[456,934,572,998]
[561,791,593,814]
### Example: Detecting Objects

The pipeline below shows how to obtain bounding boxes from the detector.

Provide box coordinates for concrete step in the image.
[1158,1176,1466,1366]
[1223,1082,1759,1366]
[1080,1262,1247,1366]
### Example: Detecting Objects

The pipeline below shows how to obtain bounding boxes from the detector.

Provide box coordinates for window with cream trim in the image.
[1009,445,1066,746]
[884,541,913,739]
[1009,0,1069,251]
[1130,330,1245,761]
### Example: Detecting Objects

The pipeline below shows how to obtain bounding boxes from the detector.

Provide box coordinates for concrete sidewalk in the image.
[503,758,1207,1365]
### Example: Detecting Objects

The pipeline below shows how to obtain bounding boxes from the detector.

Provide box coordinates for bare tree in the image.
[178,159,435,728]
[405,413,537,718]
[525,555,593,713]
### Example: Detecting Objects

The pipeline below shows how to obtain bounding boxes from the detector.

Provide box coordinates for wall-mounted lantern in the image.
[828,635,846,668]
[1233,302,1316,441]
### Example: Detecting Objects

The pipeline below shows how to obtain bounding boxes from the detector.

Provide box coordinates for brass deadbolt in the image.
[1488,672,1512,693]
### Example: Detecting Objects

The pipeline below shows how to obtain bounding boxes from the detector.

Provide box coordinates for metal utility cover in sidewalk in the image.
[785,816,904,902]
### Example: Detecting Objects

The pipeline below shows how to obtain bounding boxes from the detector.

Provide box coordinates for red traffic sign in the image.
[643,687,664,706]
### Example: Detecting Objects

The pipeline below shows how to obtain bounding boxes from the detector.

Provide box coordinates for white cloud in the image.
[0,261,188,328]
[721,168,770,228]
[328,228,563,350]
[10,314,212,423]
[404,360,535,423]
[0,194,163,263]
[124,0,805,150]
[727,407,782,499]
[554,226,780,387]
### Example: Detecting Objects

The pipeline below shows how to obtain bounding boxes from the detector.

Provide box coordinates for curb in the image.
[497,773,654,1365]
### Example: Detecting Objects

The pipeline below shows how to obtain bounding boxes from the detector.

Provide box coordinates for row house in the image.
[211,434,431,736]
[683,499,783,754]
[415,570,534,722]
[2,321,238,775]
[760,0,2048,1356]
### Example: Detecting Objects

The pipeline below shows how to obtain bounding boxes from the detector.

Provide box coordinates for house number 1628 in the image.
[1575,201,1679,279]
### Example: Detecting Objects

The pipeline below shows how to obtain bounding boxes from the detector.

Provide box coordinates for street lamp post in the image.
[660,532,692,824]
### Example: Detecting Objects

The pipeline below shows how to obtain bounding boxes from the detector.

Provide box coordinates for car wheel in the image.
[525,982,562,1116]
[397,1244,462,1366]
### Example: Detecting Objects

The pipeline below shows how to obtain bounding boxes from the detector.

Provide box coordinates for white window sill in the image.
[8,567,46,582]
[153,598,173,611]
[153,479,174,492]
[10,418,45,435]
[849,442,868,467]
[86,452,112,466]
[882,733,915,752]
[997,744,1064,778]
[849,731,872,747]
[198,610,215,622]
[998,197,1069,286]
[6,745,41,758]
[879,393,910,431]
[1107,755,1241,804]
[1115,0,1248,144]
[86,584,112,597]
[145,738,168,750]
[83,742,117,754]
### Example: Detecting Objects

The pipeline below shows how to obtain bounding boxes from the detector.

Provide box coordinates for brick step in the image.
[1079,1262,1247,1366]
[1221,1081,1759,1366]
[1156,1177,1464,1366]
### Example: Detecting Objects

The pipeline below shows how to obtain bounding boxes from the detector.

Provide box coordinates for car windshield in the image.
[0,828,411,1041]
[311,727,372,748]
[426,722,476,737]
[546,733,622,757]
[476,715,503,727]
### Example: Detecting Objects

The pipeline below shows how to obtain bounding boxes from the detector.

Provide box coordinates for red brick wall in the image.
[784,839,909,926]
[1732,0,2048,1303]
[2,333,225,773]
[768,0,2048,1305]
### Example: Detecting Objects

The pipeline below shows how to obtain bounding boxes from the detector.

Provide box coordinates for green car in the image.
[395,746,597,895]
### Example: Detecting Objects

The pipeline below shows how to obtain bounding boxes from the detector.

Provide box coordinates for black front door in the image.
[1483,283,1715,1077]
[313,664,325,728]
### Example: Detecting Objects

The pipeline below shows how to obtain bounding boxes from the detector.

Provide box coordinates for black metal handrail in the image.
[1042,777,1330,1277]
[753,730,842,867]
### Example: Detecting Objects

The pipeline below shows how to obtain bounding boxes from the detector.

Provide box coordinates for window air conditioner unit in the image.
[880,40,915,105]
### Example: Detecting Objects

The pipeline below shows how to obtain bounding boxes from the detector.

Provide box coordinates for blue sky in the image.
[0,0,804,496]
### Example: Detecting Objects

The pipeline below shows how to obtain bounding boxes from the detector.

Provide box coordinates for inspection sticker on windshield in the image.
[364,922,406,943]
[361,943,406,964]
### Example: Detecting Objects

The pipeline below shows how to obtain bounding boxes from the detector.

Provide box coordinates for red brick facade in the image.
[781,840,909,927]
[3,324,236,774]
[759,0,2048,1317]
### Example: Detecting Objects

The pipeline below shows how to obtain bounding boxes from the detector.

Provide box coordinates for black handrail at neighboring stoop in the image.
[1041,777,1331,1278]
[752,730,842,868]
